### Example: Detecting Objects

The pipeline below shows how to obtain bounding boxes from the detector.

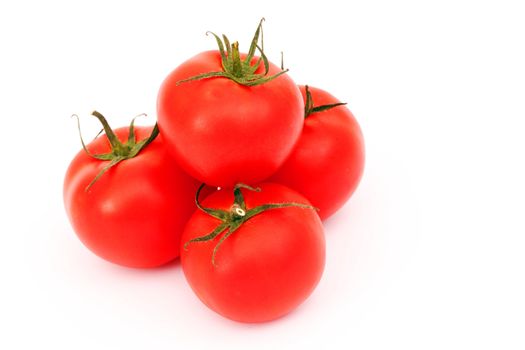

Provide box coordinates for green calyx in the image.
[177,18,289,87]
[184,184,317,266]
[73,111,159,191]
[304,85,347,118]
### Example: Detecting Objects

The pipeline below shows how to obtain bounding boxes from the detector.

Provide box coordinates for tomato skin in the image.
[180,183,325,323]
[157,50,304,187]
[271,86,365,220]
[63,126,199,268]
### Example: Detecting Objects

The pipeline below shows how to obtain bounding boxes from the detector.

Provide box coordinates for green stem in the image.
[73,111,159,191]
[177,19,288,87]
[184,184,318,266]
[195,184,228,221]
[304,85,347,118]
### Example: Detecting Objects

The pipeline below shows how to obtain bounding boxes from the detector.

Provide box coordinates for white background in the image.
[1,0,524,349]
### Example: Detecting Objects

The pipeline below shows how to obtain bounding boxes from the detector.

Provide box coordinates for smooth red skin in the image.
[157,50,304,187]
[271,86,365,220]
[181,183,325,323]
[63,126,199,268]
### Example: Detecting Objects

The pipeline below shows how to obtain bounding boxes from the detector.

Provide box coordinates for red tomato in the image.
[271,85,365,220]
[181,183,325,323]
[157,24,303,187]
[64,117,198,268]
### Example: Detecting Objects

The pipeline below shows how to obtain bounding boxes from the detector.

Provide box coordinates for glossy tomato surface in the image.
[271,86,365,220]
[181,183,325,323]
[64,126,199,268]
[157,51,304,187]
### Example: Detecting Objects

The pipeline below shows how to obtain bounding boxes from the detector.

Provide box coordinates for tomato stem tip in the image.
[177,19,288,87]
[73,111,159,192]
[184,183,317,266]
[304,85,348,118]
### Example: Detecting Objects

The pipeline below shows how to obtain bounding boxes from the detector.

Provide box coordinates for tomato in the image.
[271,85,365,220]
[63,112,198,268]
[181,183,325,323]
[157,21,303,187]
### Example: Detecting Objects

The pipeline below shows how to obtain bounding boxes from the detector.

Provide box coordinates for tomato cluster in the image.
[64,20,364,323]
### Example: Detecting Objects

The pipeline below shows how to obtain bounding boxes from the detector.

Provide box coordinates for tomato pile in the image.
[64,20,365,323]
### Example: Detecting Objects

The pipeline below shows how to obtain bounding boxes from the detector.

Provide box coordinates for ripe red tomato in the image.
[64,115,198,268]
[181,183,325,323]
[271,85,365,220]
[157,23,303,187]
